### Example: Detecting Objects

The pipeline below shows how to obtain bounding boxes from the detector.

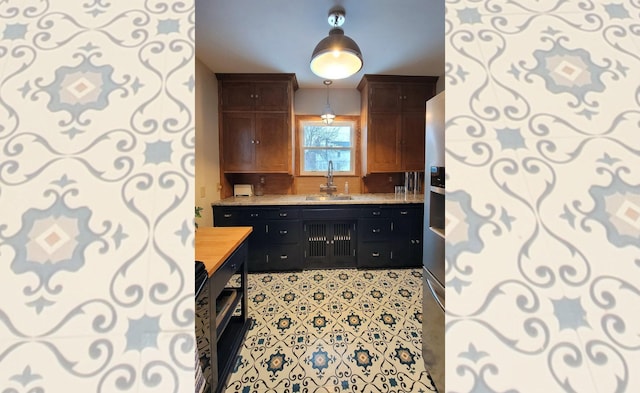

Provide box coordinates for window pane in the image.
[303,125,352,148]
[303,149,352,172]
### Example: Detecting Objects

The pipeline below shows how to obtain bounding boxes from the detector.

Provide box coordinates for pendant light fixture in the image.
[310,7,363,80]
[320,80,335,124]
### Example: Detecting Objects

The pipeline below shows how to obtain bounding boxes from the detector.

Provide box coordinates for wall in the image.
[446,1,640,391]
[0,2,194,391]
[195,58,220,227]
[294,87,361,115]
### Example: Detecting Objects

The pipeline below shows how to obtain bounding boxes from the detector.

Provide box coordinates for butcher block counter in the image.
[195,226,252,275]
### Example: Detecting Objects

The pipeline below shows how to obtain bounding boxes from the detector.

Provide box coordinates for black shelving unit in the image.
[196,241,252,393]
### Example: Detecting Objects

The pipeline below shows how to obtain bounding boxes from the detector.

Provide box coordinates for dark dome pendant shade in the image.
[310,9,363,80]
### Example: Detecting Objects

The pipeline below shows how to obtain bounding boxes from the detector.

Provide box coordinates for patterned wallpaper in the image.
[0,1,195,392]
[446,1,640,392]
[2,0,639,392]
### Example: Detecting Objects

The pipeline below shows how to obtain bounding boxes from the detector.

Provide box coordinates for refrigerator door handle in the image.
[426,277,445,312]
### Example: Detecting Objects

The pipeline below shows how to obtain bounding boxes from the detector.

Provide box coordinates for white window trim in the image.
[299,119,356,176]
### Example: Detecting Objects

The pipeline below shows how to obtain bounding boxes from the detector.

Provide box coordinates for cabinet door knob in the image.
[279,230,288,235]
[250,94,254,98]
[372,211,381,216]
[255,140,260,144]
[279,212,288,217]
[250,213,259,217]
[372,228,381,233]
[251,139,255,144]
[223,213,232,218]
[255,94,259,99]
[411,240,415,244]
[400,211,408,215]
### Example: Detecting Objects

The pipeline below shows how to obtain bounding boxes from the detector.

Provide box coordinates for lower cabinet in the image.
[213,203,423,272]
[390,205,424,267]
[303,221,357,269]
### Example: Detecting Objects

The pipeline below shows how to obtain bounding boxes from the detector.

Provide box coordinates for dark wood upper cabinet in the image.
[220,80,291,112]
[216,73,298,174]
[358,74,438,174]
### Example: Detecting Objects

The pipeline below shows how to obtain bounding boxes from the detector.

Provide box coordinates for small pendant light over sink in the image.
[310,7,363,80]
[320,80,335,124]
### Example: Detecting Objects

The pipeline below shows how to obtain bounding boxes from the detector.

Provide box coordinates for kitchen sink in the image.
[305,195,353,201]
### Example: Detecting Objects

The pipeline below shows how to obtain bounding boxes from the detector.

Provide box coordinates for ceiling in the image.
[195,0,445,89]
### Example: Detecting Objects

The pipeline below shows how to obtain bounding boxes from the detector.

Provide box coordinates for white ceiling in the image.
[195,0,445,89]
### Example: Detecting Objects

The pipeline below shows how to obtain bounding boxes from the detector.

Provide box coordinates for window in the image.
[299,119,356,175]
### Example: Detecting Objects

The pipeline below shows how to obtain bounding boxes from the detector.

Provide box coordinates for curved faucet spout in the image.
[320,160,337,195]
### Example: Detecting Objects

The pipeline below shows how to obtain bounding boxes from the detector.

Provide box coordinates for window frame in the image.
[296,116,359,177]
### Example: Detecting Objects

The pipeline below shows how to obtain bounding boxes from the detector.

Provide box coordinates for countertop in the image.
[195,226,252,276]
[212,193,424,206]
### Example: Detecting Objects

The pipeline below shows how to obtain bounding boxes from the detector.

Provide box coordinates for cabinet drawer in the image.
[213,208,242,226]
[239,209,276,221]
[359,218,392,241]
[274,208,300,219]
[358,242,391,267]
[268,220,301,243]
[303,208,359,220]
[360,206,389,218]
[267,244,301,271]
[210,242,246,299]
[392,206,423,219]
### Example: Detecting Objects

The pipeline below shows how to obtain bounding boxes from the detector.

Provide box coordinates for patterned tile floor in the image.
[197,268,436,393]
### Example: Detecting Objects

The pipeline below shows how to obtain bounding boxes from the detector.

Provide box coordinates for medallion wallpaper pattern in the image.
[2,0,639,392]
[446,0,640,392]
[0,1,195,392]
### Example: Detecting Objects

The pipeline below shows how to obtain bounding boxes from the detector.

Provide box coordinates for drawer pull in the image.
[400,211,408,215]
[279,212,288,217]
[372,211,381,216]
[372,228,381,233]
[279,230,288,235]
[372,252,380,257]
[280,255,288,260]
[223,213,232,218]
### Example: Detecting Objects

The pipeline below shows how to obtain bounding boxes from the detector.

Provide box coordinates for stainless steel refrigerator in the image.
[422,90,445,392]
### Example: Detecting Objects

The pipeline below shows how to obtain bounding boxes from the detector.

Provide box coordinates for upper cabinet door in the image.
[368,84,402,113]
[221,113,255,172]
[220,81,255,111]
[254,113,290,172]
[401,84,434,112]
[253,82,290,112]
[401,112,427,171]
[218,75,296,112]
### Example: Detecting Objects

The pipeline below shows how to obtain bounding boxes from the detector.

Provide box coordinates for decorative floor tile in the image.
[196,268,435,393]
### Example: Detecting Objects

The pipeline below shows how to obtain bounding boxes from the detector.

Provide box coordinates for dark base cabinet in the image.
[213,206,301,272]
[213,203,423,272]
[304,221,357,269]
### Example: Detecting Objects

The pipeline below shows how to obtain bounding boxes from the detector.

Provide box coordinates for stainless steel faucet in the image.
[320,160,337,195]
